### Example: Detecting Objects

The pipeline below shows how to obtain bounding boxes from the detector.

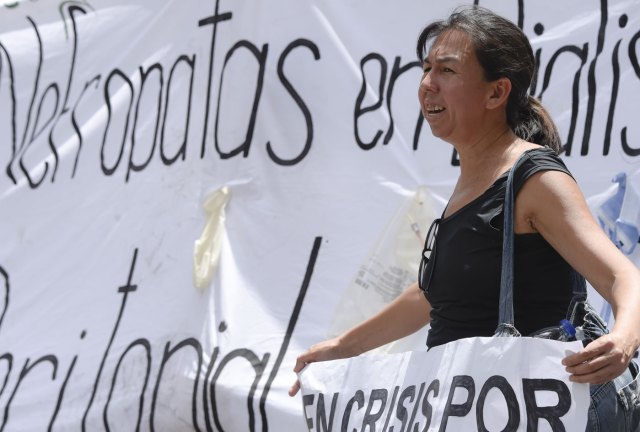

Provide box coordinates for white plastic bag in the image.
[327,185,437,352]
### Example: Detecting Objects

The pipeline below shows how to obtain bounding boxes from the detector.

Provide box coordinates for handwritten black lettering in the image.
[354,53,387,150]
[303,394,316,430]
[16,17,46,188]
[150,338,203,432]
[407,382,426,431]
[48,331,84,431]
[622,28,640,156]
[160,55,195,165]
[304,372,578,432]
[361,388,387,431]
[475,375,519,432]
[384,57,421,145]
[198,0,233,159]
[127,64,164,181]
[82,248,139,431]
[0,236,322,430]
[317,393,339,432]
[391,384,415,432]
[341,390,365,431]
[3,355,58,431]
[2,1,639,190]
[103,338,151,431]
[363,1,640,163]
[522,378,571,432]
[421,379,440,432]
[267,39,320,166]
[215,40,268,160]
[382,385,400,431]
[100,69,134,177]
[535,43,589,156]
[438,375,475,432]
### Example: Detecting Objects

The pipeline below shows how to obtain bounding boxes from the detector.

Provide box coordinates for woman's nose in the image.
[420,71,437,93]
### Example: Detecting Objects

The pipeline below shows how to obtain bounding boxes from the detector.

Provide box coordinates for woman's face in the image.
[418,30,495,144]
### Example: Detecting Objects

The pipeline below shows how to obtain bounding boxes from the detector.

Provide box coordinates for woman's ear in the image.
[486,77,512,110]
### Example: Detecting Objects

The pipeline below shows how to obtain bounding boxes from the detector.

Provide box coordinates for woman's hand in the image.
[288,337,355,397]
[288,282,431,397]
[561,331,637,384]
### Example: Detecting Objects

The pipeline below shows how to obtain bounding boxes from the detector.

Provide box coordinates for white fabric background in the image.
[1,0,639,430]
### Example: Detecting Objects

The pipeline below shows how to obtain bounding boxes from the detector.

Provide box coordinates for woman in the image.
[290,6,640,429]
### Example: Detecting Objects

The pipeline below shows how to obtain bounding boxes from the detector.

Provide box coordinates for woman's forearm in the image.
[607,266,640,354]
[337,282,432,356]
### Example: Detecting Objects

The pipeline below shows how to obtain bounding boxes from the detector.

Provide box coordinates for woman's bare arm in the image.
[518,170,640,384]
[289,282,431,396]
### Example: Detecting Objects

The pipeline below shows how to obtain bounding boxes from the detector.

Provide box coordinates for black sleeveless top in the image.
[422,147,576,348]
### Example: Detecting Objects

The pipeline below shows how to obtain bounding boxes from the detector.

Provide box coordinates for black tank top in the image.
[422,147,576,348]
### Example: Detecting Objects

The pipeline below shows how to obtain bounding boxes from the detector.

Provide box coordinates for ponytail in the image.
[510,95,562,154]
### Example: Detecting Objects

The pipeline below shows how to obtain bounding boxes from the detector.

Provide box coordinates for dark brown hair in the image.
[416,6,562,153]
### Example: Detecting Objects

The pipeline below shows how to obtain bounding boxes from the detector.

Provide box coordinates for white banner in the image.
[1,0,639,430]
[299,338,589,432]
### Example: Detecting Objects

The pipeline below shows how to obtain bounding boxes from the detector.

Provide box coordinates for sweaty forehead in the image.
[425,29,474,63]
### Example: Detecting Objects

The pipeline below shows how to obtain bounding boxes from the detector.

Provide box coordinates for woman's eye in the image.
[443,67,454,73]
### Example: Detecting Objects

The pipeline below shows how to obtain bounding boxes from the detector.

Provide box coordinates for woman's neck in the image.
[455,128,519,179]
[444,131,539,218]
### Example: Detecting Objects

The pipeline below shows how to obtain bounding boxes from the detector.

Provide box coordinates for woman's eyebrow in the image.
[423,54,461,64]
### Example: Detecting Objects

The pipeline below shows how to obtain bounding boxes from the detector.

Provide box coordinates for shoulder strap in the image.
[494,152,527,337]
[494,150,587,337]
